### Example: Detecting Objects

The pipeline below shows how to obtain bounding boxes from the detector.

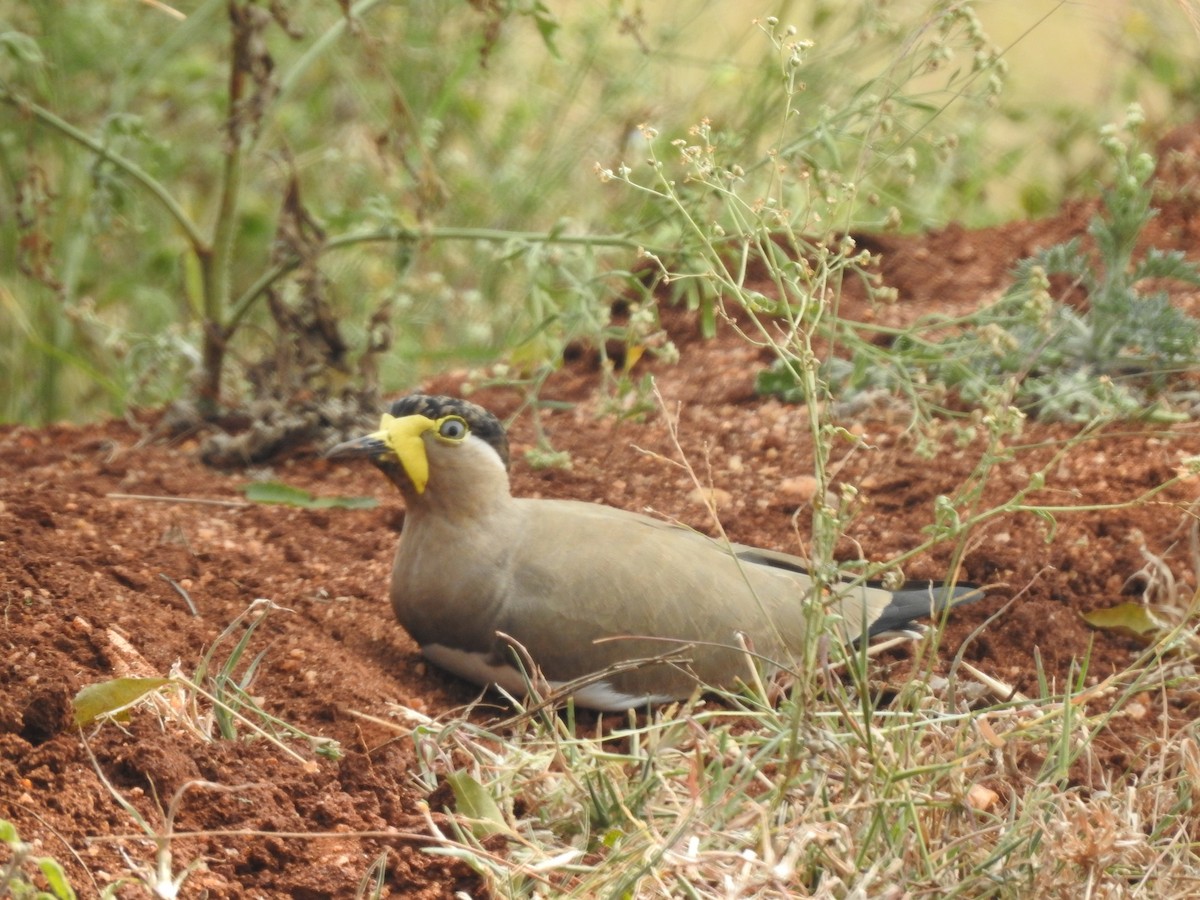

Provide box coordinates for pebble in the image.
[687,487,732,509]
[966,784,999,812]
[777,475,819,503]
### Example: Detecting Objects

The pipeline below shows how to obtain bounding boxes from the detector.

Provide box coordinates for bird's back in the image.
[396,497,902,703]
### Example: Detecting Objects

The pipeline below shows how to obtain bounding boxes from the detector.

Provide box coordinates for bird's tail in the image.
[866,581,982,637]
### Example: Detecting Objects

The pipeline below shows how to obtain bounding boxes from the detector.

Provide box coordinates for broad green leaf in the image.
[72,677,171,726]
[37,856,77,900]
[1080,602,1163,641]
[242,482,377,510]
[445,772,512,838]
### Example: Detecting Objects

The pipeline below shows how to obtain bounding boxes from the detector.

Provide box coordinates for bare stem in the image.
[0,88,206,250]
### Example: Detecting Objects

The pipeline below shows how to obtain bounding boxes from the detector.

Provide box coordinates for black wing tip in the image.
[896,580,983,603]
[866,581,983,638]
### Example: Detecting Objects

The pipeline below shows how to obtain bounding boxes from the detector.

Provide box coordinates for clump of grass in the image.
[73,598,341,763]
[395,603,1200,896]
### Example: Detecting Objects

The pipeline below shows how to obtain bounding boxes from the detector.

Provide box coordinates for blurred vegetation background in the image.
[0,0,1196,426]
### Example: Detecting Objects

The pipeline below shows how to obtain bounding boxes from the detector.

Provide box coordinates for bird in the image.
[326,393,977,711]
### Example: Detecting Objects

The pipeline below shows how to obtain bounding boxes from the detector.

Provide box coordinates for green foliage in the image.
[0,1,639,424]
[0,1,1013,427]
[0,820,76,900]
[444,771,515,839]
[242,480,377,509]
[930,107,1200,421]
[762,107,1200,423]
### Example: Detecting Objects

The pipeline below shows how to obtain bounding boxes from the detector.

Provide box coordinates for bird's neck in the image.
[401,470,513,524]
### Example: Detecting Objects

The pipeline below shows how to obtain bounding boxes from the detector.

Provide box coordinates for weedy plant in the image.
[761,105,1200,424]
[932,106,1200,422]
[0,1,645,433]
[957,105,1200,422]
[391,601,1200,897]
[73,598,341,762]
[0,819,78,900]
[604,4,1008,576]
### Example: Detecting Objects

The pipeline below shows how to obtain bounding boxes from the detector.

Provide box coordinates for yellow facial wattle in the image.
[372,413,436,493]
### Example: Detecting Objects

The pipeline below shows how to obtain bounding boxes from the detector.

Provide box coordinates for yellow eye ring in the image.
[436,415,468,441]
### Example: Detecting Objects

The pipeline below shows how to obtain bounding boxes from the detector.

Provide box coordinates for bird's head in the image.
[326,394,511,505]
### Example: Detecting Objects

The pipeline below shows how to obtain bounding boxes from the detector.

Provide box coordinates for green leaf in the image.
[531,1,561,58]
[1132,247,1200,285]
[0,30,44,66]
[755,359,807,403]
[1033,508,1059,543]
[242,482,377,510]
[1080,602,1164,641]
[37,856,77,900]
[445,772,512,838]
[72,677,171,726]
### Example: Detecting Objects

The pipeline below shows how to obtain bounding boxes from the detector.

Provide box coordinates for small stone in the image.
[778,475,819,503]
[687,487,732,509]
[966,784,999,812]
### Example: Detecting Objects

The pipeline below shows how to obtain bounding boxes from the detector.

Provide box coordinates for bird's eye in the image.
[437,416,468,440]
